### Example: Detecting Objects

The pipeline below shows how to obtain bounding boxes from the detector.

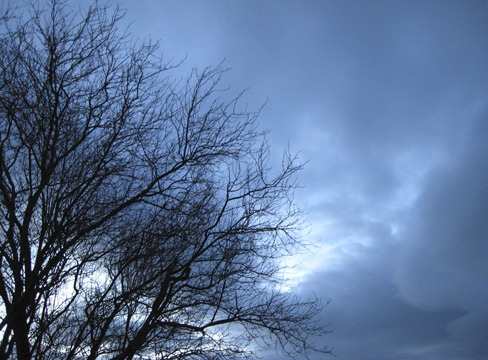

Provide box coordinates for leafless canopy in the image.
[0,1,330,359]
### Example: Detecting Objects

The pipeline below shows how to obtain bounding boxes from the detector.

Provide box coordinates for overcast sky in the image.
[119,1,488,359]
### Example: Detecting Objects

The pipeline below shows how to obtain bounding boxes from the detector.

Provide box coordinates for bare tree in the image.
[0,1,330,359]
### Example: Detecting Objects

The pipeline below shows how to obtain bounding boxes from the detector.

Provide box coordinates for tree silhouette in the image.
[0,1,330,359]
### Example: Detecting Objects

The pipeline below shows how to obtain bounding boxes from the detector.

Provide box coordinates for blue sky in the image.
[118,1,488,359]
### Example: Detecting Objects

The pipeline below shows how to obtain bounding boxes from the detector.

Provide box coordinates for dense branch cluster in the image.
[0,1,330,359]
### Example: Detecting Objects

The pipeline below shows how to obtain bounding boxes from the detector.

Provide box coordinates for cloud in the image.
[394,108,488,307]
[116,1,488,358]
[292,100,488,360]
[392,110,488,356]
[296,229,465,360]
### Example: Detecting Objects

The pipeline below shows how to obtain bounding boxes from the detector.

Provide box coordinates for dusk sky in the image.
[118,1,488,359]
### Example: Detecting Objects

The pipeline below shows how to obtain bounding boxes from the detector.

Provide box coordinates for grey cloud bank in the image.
[121,1,488,358]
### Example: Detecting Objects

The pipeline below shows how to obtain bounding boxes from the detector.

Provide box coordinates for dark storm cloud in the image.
[120,1,488,359]
[298,242,467,360]
[394,111,488,357]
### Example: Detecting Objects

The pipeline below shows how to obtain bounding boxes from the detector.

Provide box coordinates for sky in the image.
[117,1,488,359]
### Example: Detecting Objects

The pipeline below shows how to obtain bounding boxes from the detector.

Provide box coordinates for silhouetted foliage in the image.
[0,1,330,359]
